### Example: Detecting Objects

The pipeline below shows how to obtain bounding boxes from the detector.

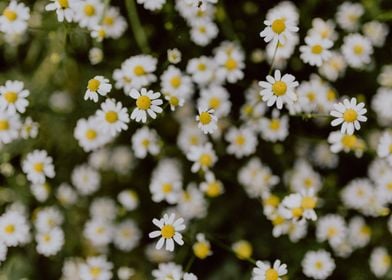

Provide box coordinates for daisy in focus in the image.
[84,76,112,103]
[252,259,288,280]
[259,70,299,110]
[196,107,218,134]
[0,0,30,35]
[149,213,186,252]
[130,88,163,123]
[45,0,76,22]
[0,80,29,114]
[259,14,299,46]
[96,98,130,136]
[330,97,367,135]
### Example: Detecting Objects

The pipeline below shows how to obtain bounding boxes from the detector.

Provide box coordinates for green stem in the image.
[216,0,239,42]
[125,0,150,53]
[268,44,279,76]
[184,255,195,272]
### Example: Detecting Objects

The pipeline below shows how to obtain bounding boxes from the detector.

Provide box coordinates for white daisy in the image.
[252,259,288,280]
[300,35,333,67]
[137,0,166,11]
[259,15,299,46]
[330,97,367,135]
[45,0,76,22]
[22,150,55,184]
[186,142,217,173]
[79,255,113,280]
[149,213,186,251]
[196,107,218,134]
[0,80,29,114]
[36,227,64,256]
[377,131,392,165]
[96,98,129,136]
[341,34,373,69]
[0,210,30,247]
[225,126,258,158]
[129,88,163,123]
[74,0,104,29]
[131,126,161,159]
[113,219,141,252]
[0,110,21,144]
[84,76,112,102]
[71,164,101,195]
[302,250,335,280]
[259,70,299,110]
[0,0,30,34]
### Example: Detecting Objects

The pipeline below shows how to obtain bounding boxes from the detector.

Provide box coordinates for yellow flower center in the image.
[199,112,212,125]
[87,79,100,91]
[311,44,323,54]
[265,195,280,207]
[353,44,364,55]
[0,120,9,131]
[233,241,252,260]
[235,135,246,146]
[142,139,150,147]
[225,58,237,70]
[360,225,371,235]
[307,91,316,102]
[383,255,391,266]
[197,63,206,71]
[3,8,17,21]
[134,65,146,76]
[84,4,96,16]
[162,183,173,194]
[98,29,106,39]
[136,95,151,110]
[193,242,211,259]
[272,215,285,226]
[343,109,358,122]
[105,111,118,123]
[327,227,337,238]
[4,224,15,234]
[265,268,279,280]
[169,96,179,107]
[314,261,324,270]
[301,196,316,209]
[58,0,69,8]
[43,234,51,242]
[291,207,303,218]
[206,182,222,197]
[189,135,199,146]
[90,267,102,277]
[272,81,287,96]
[209,97,220,109]
[199,26,206,33]
[389,144,392,154]
[304,177,313,188]
[85,129,97,140]
[327,89,336,101]
[34,162,44,173]
[103,16,114,26]
[170,76,181,88]
[341,135,357,148]
[161,224,175,239]
[269,119,281,131]
[4,91,18,103]
[271,19,286,34]
[199,154,212,167]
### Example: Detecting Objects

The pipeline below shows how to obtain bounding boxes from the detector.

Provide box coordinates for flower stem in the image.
[268,44,279,76]
[125,0,150,53]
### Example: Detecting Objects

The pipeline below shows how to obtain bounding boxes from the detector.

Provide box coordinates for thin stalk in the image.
[125,0,150,53]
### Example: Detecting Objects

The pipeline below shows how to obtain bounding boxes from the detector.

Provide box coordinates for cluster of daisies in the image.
[0,0,392,279]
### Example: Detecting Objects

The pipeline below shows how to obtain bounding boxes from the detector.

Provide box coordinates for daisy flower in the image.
[190,19,218,47]
[160,66,193,99]
[328,131,365,156]
[330,97,367,135]
[0,110,21,144]
[129,88,163,123]
[259,15,299,46]
[149,213,186,251]
[299,35,333,67]
[341,33,373,69]
[369,247,391,278]
[187,142,217,173]
[377,131,392,165]
[363,21,389,48]
[20,117,39,139]
[0,210,30,247]
[316,214,346,247]
[113,219,141,252]
[186,56,217,86]
[167,48,181,64]
[22,149,55,184]
[252,259,288,280]
[71,164,101,195]
[36,227,64,256]
[301,250,335,280]
[131,126,161,159]
[260,111,289,142]
[225,126,258,158]
[137,0,166,11]
[0,0,30,34]
[199,171,224,197]
[215,46,245,83]
[197,85,231,118]
[0,80,29,114]
[192,233,212,259]
[259,70,299,110]
[101,7,127,39]
[96,98,129,136]
[45,0,76,22]
[336,2,364,32]
[74,0,104,29]
[232,240,253,260]
[152,262,183,280]
[84,76,112,103]
[196,107,218,134]
[118,55,157,91]
[79,255,113,280]
[74,116,112,152]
